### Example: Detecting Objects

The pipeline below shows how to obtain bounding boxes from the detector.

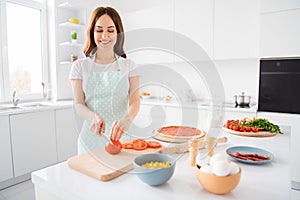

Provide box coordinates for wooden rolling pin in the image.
[159,137,227,154]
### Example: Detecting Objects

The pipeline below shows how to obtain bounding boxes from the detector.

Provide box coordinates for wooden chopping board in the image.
[67,137,228,182]
[67,145,162,182]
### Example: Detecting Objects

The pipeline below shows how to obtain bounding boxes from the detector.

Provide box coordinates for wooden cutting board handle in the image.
[200,137,228,149]
[160,137,227,154]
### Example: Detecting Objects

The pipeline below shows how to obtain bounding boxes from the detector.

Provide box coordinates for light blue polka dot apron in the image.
[78,54,130,154]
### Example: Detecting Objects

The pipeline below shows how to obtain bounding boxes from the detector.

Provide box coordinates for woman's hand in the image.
[110,118,132,141]
[90,113,106,136]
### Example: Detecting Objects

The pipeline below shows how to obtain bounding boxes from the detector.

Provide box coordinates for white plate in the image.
[141,96,151,99]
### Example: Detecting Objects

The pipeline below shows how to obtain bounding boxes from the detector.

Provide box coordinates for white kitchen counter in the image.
[31,126,296,200]
[141,98,257,113]
[0,100,74,115]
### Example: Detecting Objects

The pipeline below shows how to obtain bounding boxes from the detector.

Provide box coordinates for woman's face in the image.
[94,14,117,50]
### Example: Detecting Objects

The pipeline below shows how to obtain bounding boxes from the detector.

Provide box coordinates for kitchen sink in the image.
[21,102,51,108]
[0,102,54,111]
[0,106,22,111]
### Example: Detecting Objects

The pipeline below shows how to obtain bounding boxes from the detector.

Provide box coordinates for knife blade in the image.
[99,127,113,144]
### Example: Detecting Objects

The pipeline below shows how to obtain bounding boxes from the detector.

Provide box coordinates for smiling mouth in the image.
[100,40,111,45]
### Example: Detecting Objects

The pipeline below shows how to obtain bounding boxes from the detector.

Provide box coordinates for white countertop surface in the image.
[141,98,257,113]
[32,126,295,200]
[0,100,73,115]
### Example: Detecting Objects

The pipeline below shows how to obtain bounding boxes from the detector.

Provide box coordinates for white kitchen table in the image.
[32,126,296,200]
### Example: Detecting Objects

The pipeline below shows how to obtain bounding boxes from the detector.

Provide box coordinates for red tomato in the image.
[245,127,251,132]
[147,141,162,148]
[111,140,122,149]
[226,120,232,125]
[226,124,231,129]
[105,142,122,155]
[233,125,240,131]
[239,126,245,132]
[132,139,148,150]
[252,127,259,132]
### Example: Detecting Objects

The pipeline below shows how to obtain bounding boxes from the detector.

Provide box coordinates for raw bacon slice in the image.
[228,151,270,161]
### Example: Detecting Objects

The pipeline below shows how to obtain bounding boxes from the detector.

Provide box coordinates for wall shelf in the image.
[59,61,73,65]
[59,22,84,29]
[58,2,79,10]
[59,42,83,47]
[53,1,86,99]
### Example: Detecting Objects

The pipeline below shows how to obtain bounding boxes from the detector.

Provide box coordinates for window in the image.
[0,0,48,102]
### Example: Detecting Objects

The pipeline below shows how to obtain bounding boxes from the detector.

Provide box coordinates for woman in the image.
[69,7,140,154]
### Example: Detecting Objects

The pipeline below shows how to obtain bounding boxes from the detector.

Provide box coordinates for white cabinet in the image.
[137,104,209,132]
[174,0,214,59]
[10,111,57,177]
[257,111,300,186]
[164,106,184,126]
[260,9,300,57]
[136,105,195,128]
[213,0,260,59]
[123,0,261,62]
[55,108,81,162]
[131,104,167,136]
[261,0,300,13]
[123,0,174,64]
[181,107,209,131]
[0,115,14,182]
[123,1,173,31]
[164,106,209,131]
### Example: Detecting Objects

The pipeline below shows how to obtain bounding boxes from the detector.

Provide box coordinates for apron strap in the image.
[91,52,121,71]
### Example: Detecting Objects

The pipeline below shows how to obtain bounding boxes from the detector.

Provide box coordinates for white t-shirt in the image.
[69,56,139,90]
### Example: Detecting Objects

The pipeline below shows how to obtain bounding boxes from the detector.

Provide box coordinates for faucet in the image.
[41,82,47,99]
[12,90,20,107]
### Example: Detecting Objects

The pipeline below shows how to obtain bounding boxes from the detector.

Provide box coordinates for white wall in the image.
[214,59,259,104]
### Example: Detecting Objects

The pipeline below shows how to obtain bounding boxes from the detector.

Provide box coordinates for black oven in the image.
[258,57,300,114]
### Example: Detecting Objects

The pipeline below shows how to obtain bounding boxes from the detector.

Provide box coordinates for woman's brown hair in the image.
[83,7,126,58]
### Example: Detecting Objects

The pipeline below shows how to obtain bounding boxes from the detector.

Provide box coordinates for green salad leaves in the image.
[246,118,282,133]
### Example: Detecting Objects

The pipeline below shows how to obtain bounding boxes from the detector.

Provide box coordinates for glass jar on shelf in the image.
[71,30,77,43]
[71,54,78,62]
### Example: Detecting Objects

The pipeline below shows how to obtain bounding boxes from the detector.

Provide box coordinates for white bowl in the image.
[141,95,151,99]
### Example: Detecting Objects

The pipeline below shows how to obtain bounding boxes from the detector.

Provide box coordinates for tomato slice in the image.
[147,141,162,148]
[132,139,148,150]
[122,142,133,149]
